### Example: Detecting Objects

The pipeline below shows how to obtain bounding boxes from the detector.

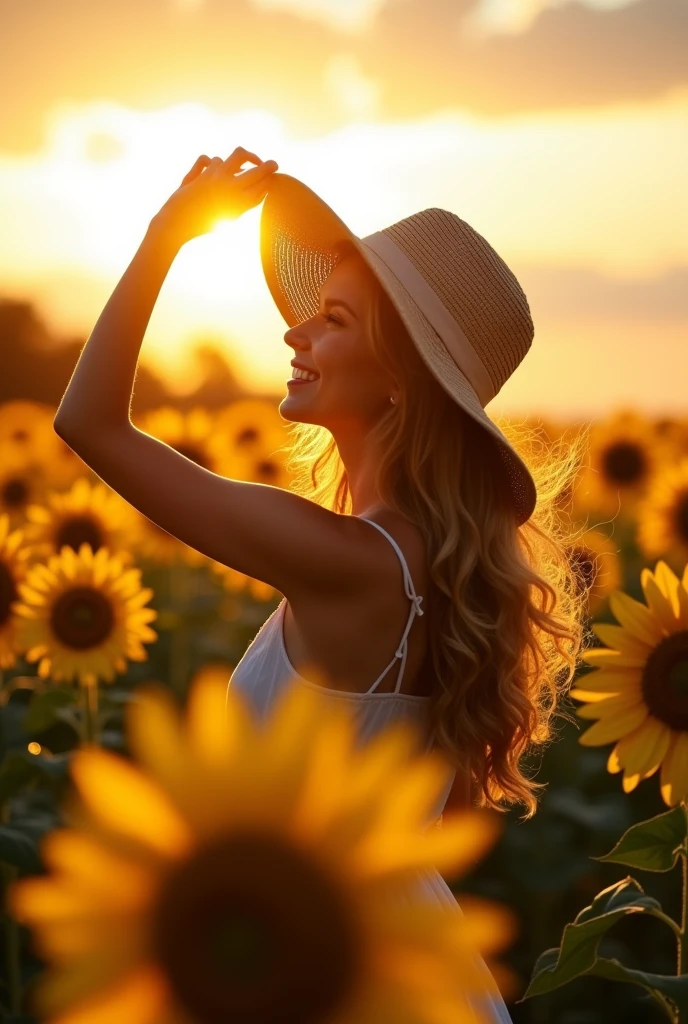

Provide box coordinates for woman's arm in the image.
[54,218,181,434]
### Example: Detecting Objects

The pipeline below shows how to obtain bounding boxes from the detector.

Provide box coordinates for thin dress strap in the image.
[358,517,425,695]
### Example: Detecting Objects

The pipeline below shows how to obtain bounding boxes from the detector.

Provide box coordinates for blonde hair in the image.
[280,240,590,820]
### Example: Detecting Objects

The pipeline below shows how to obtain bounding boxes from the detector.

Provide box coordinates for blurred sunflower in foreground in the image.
[10,677,514,1024]
[571,559,688,805]
[12,543,158,687]
[636,456,688,568]
[23,477,139,566]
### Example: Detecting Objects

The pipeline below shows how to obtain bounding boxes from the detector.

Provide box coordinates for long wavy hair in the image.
[280,239,592,820]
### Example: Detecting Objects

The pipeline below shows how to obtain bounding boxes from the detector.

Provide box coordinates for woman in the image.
[54,147,588,1021]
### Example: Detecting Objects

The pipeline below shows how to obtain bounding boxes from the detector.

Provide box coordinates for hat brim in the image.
[260,172,537,526]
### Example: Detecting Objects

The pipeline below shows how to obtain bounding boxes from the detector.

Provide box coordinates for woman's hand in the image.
[152,146,279,247]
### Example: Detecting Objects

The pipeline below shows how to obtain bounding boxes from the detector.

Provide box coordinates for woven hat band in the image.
[360,230,497,408]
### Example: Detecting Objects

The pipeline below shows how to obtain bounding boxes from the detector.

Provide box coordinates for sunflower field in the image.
[1,397,688,1023]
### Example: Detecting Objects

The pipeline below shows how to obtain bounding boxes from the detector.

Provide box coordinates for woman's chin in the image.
[279,393,317,423]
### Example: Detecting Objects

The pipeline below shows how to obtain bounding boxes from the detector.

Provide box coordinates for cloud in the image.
[357,0,688,119]
[521,265,688,321]
[0,0,685,154]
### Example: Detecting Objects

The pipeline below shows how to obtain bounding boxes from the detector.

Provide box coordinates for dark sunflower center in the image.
[255,459,279,484]
[2,476,29,509]
[641,631,688,730]
[673,492,688,545]
[567,545,597,595]
[655,418,678,438]
[601,442,646,486]
[55,516,104,555]
[0,561,18,627]
[237,427,260,447]
[152,833,360,1024]
[173,444,209,470]
[50,586,115,649]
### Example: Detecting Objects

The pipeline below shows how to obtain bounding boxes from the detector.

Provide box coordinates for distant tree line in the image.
[0,297,275,414]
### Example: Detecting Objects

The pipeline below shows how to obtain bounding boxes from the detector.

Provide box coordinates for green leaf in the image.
[0,817,51,872]
[0,754,43,803]
[0,750,72,803]
[589,959,688,1014]
[523,877,674,999]
[22,687,79,733]
[593,805,686,872]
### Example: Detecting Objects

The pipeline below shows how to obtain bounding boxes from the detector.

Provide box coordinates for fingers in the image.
[181,154,210,185]
[223,146,263,172]
[243,159,278,182]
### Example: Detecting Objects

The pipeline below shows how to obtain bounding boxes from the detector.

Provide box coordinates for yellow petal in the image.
[607,745,623,774]
[40,829,154,908]
[70,748,192,858]
[187,674,239,765]
[371,753,456,837]
[614,715,671,786]
[654,560,681,605]
[576,691,644,720]
[570,668,641,693]
[661,731,688,806]
[581,648,646,669]
[363,808,501,881]
[570,689,624,703]
[451,893,518,958]
[641,569,681,633]
[608,590,666,647]
[592,623,654,659]
[44,963,168,1024]
[578,705,649,746]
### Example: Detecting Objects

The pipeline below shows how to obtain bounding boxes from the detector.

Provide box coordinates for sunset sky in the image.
[1,0,686,419]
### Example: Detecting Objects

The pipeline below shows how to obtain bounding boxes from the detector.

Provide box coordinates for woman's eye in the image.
[323,313,340,325]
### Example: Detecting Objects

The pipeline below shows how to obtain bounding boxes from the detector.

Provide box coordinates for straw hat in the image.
[259,172,537,526]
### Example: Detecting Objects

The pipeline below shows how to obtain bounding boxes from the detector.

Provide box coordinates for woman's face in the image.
[280,255,396,430]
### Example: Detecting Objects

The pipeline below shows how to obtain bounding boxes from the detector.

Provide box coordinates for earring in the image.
[389,396,397,405]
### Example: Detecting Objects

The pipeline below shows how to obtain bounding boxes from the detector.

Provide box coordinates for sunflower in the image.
[571,559,688,805]
[0,400,90,492]
[9,676,514,1024]
[0,441,53,528]
[651,415,688,456]
[564,527,623,617]
[571,409,667,519]
[230,445,295,490]
[23,478,139,566]
[214,398,289,462]
[12,544,158,687]
[0,400,54,452]
[0,513,33,669]
[636,457,688,567]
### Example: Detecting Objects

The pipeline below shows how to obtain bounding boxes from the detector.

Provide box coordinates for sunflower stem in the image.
[680,803,688,1009]
[0,812,23,1015]
[81,679,100,745]
[169,561,192,700]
